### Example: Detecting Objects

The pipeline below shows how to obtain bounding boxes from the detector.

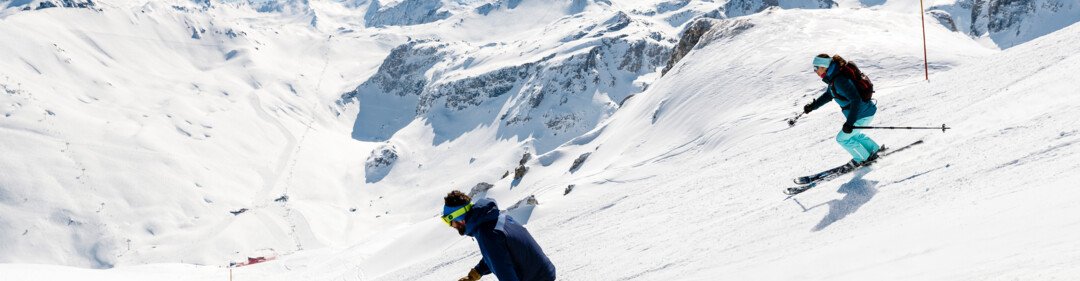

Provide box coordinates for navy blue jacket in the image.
[464,199,556,281]
[807,61,876,127]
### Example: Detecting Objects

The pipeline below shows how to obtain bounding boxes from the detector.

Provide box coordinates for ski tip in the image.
[783,185,811,196]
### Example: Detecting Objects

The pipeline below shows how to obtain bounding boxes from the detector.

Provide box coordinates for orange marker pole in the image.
[920,0,930,81]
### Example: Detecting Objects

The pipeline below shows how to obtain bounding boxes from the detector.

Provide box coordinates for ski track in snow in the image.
[248,92,297,203]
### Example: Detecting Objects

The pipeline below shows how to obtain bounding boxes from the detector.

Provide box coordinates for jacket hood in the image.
[463,198,500,237]
[821,60,841,84]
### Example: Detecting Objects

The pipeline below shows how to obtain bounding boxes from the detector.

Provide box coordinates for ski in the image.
[784,182,819,196]
[792,162,857,185]
[784,140,924,196]
[785,164,858,195]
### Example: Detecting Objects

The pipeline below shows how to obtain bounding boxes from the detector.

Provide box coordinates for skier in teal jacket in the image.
[803,54,882,167]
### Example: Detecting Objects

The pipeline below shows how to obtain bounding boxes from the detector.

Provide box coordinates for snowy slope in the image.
[0,0,388,267]
[2,0,1080,280]
[0,0,725,269]
[347,8,1080,280]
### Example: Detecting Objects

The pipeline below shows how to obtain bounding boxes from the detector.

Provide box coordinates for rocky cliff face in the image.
[930,0,1080,48]
[364,0,453,27]
[339,11,674,152]
[723,0,835,17]
[662,18,754,76]
[7,0,97,11]
[338,0,862,153]
[365,143,399,183]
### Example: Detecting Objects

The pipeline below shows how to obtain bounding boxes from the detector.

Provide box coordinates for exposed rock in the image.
[519,152,532,166]
[663,19,714,76]
[985,0,1036,34]
[506,194,540,224]
[245,0,313,14]
[338,40,445,141]
[603,11,632,33]
[569,152,591,173]
[476,3,497,15]
[663,18,754,76]
[656,0,691,14]
[339,30,672,152]
[364,143,398,183]
[723,0,835,18]
[929,10,959,32]
[364,0,452,28]
[476,0,524,15]
[32,0,97,10]
[342,40,445,100]
[507,195,539,210]
[467,182,495,199]
[564,184,576,195]
[929,0,1080,48]
[230,208,248,216]
[513,165,529,181]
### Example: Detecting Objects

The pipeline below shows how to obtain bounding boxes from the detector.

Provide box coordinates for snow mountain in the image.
[928,0,1080,48]
[1,0,1079,280]
[338,0,718,153]
[352,7,1080,278]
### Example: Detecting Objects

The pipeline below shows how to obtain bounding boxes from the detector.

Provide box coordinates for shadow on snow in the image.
[794,168,880,231]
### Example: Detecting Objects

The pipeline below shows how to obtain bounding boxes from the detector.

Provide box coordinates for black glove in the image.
[842,123,854,134]
[803,103,813,114]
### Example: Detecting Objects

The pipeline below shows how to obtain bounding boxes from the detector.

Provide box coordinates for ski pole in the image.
[786,112,804,127]
[852,124,951,132]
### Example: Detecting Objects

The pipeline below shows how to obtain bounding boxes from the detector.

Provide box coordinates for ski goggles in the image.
[441,203,472,226]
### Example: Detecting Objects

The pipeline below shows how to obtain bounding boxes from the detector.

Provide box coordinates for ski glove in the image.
[458,268,482,281]
[803,103,813,114]
[842,123,854,134]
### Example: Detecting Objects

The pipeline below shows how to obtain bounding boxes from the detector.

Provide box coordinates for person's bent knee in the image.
[836,132,852,143]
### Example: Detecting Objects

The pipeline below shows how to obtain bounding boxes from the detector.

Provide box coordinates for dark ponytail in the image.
[817,53,847,66]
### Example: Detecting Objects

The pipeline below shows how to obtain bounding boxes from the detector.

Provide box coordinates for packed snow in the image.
[1,0,1079,280]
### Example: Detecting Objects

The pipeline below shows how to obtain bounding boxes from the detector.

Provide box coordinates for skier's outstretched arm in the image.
[458,267,482,281]
[805,89,832,113]
[473,258,490,275]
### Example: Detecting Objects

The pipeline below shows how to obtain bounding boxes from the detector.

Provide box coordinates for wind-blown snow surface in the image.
[336,9,1080,279]
[0,0,388,267]
[0,0,721,271]
[3,1,1080,281]
[354,9,1080,280]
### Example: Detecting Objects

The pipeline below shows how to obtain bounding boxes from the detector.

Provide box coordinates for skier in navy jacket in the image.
[443,190,556,281]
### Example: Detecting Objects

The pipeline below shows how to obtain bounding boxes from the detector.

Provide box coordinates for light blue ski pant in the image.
[837,116,881,163]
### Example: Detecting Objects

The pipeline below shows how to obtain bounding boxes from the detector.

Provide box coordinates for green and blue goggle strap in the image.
[441,203,473,226]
